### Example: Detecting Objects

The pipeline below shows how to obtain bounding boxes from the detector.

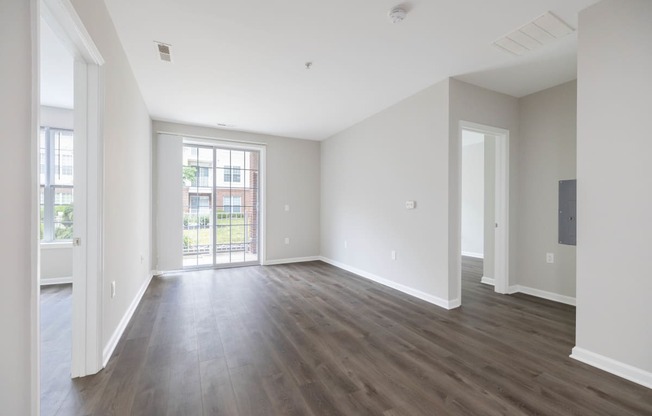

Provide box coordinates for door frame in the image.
[181,136,267,269]
[457,121,510,298]
[33,1,105,411]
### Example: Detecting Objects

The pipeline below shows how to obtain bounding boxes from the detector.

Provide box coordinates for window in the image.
[40,127,74,241]
[198,166,211,187]
[189,194,211,214]
[224,166,241,183]
[223,196,242,213]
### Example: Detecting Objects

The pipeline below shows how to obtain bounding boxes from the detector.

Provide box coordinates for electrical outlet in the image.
[344,240,348,249]
[405,200,416,210]
[284,237,290,245]
[391,250,397,260]
[546,253,554,263]
[111,281,116,298]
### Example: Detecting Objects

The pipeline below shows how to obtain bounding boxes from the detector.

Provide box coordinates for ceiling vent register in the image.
[156,42,172,62]
[493,11,574,56]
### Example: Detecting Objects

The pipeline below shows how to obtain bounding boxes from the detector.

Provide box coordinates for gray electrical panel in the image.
[559,179,577,245]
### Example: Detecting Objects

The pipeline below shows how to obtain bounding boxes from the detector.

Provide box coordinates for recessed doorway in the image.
[458,121,510,302]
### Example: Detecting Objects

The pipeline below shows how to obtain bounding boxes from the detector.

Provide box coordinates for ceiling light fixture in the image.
[388,7,407,24]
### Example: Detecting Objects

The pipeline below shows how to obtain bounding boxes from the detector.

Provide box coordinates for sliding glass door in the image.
[182,144,259,268]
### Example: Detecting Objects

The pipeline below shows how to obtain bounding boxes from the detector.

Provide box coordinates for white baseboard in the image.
[318,257,458,310]
[102,272,154,367]
[480,276,495,286]
[571,347,652,389]
[40,276,73,286]
[507,285,520,294]
[510,284,576,306]
[461,251,484,259]
[264,256,320,266]
[482,280,575,306]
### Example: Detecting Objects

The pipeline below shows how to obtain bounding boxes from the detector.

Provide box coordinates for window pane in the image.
[53,187,73,240]
[231,166,242,183]
[231,151,245,170]
[215,148,230,169]
[40,186,45,240]
[244,151,259,171]
[53,130,74,186]
[39,129,46,185]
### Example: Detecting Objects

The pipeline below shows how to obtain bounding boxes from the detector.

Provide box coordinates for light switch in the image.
[284,204,290,212]
[405,200,416,209]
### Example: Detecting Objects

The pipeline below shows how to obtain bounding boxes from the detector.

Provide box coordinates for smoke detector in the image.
[388,7,407,24]
[155,42,172,62]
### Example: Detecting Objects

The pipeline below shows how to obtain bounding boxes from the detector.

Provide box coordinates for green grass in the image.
[184,217,251,245]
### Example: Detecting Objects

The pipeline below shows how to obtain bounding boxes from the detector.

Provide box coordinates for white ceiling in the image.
[103,0,598,140]
[40,17,74,109]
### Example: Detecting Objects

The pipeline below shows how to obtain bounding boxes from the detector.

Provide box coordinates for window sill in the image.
[40,241,73,250]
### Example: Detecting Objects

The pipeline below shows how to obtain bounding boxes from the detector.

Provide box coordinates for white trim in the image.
[102,273,154,367]
[179,133,267,148]
[41,0,104,65]
[507,285,519,295]
[319,257,458,310]
[264,256,320,266]
[480,276,495,285]
[40,241,73,249]
[461,251,484,259]
[40,276,73,286]
[30,1,41,414]
[508,284,576,306]
[70,58,88,378]
[570,347,652,389]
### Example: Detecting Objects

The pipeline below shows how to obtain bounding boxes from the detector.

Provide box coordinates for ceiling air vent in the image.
[493,11,574,56]
[155,42,172,62]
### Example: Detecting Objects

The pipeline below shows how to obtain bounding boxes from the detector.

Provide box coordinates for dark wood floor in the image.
[45,259,652,415]
[41,284,73,416]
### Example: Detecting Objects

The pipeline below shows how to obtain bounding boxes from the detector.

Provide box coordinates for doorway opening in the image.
[39,14,75,414]
[182,142,261,268]
[458,121,509,303]
[34,0,105,413]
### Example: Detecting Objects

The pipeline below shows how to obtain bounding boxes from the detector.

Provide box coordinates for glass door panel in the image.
[183,143,259,268]
[182,146,215,267]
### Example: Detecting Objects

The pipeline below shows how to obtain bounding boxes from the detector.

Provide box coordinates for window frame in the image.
[41,127,74,242]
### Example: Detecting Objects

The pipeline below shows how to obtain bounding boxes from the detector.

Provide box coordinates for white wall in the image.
[41,105,73,129]
[461,131,484,258]
[41,244,72,282]
[321,79,452,306]
[153,121,321,264]
[516,81,577,298]
[0,0,34,412]
[483,136,496,279]
[68,0,153,354]
[574,0,652,384]
[155,134,183,271]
